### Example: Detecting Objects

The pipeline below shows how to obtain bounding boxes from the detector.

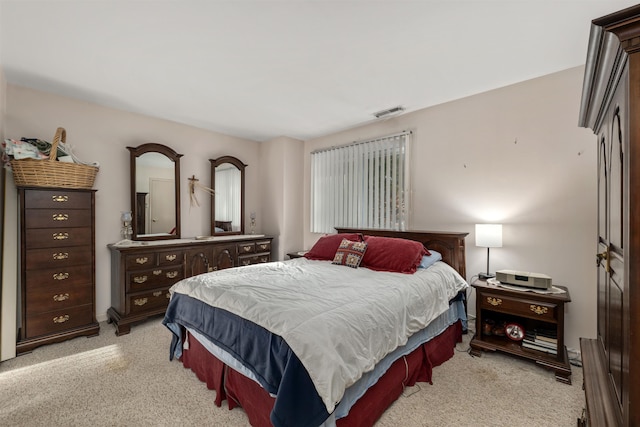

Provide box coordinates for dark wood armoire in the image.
[578,5,640,426]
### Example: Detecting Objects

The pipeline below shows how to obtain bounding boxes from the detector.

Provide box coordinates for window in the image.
[311,132,410,233]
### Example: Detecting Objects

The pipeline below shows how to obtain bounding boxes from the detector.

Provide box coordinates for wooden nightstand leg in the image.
[470,347,483,357]
[555,370,572,385]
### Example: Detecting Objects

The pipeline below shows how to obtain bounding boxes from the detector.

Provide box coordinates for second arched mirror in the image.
[210,156,246,235]
[128,143,183,241]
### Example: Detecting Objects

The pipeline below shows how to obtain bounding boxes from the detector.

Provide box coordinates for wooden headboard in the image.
[334,228,468,279]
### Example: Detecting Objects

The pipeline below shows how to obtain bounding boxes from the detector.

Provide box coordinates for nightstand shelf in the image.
[469,279,572,384]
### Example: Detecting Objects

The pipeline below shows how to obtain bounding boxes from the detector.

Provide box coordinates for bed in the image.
[163,228,469,427]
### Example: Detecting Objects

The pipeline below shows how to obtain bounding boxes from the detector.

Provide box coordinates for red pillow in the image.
[304,233,363,261]
[361,235,428,274]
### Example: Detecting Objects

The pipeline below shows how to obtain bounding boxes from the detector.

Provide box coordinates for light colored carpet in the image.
[0,318,584,426]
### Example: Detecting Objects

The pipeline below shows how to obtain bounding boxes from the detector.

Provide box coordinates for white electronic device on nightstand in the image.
[495,270,552,290]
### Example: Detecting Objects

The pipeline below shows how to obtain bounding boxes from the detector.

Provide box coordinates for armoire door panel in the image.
[597,135,608,239]
[608,277,623,408]
[597,263,608,342]
[609,104,625,251]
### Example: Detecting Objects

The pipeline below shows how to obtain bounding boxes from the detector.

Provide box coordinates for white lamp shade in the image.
[475,224,503,248]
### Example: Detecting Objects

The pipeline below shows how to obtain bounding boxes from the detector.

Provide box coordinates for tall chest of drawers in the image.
[17,187,99,354]
[107,235,273,336]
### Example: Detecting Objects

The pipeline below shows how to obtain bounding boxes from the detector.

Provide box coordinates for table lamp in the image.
[476,224,502,279]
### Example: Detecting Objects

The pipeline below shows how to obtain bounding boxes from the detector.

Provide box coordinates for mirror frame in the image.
[128,143,183,241]
[210,156,246,235]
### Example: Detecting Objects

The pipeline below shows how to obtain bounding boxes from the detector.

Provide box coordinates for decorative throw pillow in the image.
[304,233,363,261]
[332,239,368,268]
[361,235,428,274]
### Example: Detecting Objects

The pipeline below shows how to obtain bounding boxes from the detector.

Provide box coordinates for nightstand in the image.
[469,279,572,384]
[286,251,307,259]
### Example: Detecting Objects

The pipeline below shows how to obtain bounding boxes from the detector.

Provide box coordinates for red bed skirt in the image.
[180,320,462,426]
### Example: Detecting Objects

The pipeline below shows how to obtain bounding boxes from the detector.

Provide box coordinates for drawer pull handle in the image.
[153,291,163,297]
[242,245,251,252]
[135,257,149,264]
[52,195,69,202]
[487,297,502,306]
[242,260,251,266]
[165,254,177,261]
[53,272,69,281]
[153,270,162,275]
[134,298,148,306]
[133,275,148,284]
[52,213,69,221]
[259,257,268,263]
[530,305,549,315]
[166,271,178,279]
[52,252,69,260]
[53,232,69,240]
[259,244,268,250]
[53,293,70,302]
[53,314,70,323]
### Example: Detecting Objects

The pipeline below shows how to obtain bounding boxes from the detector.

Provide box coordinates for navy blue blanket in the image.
[163,293,330,427]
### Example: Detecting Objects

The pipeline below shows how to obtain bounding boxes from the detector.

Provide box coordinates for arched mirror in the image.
[210,156,246,235]
[128,143,183,241]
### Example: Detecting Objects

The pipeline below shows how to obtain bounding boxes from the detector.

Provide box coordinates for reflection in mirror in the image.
[128,143,183,241]
[210,156,246,235]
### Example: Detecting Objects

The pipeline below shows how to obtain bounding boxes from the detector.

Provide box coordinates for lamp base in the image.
[479,272,495,280]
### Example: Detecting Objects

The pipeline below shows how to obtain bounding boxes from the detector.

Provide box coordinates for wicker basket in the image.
[10,127,98,189]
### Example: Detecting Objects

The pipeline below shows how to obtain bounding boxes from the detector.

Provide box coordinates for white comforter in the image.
[169,257,468,413]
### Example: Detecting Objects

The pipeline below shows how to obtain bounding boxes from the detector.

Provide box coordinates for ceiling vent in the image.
[373,105,405,119]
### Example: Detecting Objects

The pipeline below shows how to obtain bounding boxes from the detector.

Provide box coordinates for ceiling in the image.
[1,1,637,142]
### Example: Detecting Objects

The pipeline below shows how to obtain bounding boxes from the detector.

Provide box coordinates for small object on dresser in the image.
[482,319,495,335]
[492,321,506,337]
[505,322,525,341]
[121,211,133,240]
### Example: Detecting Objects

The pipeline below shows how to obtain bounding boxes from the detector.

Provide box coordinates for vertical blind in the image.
[311,132,410,233]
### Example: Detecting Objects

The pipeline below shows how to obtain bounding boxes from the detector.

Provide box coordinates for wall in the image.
[260,136,304,260]
[302,66,597,352]
[5,84,262,321]
[1,64,19,361]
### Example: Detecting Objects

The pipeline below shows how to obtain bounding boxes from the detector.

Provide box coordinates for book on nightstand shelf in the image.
[523,329,558,355]
[522,340,557,355]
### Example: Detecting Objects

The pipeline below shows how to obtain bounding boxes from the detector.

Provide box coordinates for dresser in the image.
[16,187,99,354]
[578,5,640,426]
[107,235,273,335]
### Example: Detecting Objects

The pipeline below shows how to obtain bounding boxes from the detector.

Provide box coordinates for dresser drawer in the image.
[237,242,255,254]
[25,227,92,249]
[157,249,184,266]
[26,265,92,289]
[127,288,171,315]
[255,240,271,253]
[24,208,91,229]
[127,266,184,292]
[24,304,94,339]
[25,246,92,270]
[25,282,92,315]
[125,252,156,270]
[480,292,558,323]
[24,189,92,209]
